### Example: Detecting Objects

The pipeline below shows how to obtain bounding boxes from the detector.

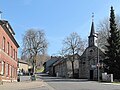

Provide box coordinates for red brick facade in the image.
[0,20,19,82]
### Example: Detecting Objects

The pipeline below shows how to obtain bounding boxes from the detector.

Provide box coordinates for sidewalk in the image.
[0,80,44,90]
[101,82,120,86]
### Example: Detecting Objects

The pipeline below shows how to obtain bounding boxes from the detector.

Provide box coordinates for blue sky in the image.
[0,0,120,57]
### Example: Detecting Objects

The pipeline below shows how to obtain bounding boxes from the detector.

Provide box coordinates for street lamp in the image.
[94,32,100,81]
[97,48,100,81]
[96,33,100,81]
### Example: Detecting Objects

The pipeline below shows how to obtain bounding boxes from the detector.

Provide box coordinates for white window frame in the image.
[7,42,9,54]
[1,61,5,75]
[2,37,5,51]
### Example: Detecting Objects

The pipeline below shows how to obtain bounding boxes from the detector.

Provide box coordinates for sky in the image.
[0,0,120,57]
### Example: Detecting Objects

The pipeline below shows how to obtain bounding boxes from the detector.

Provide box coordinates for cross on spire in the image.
[90,12,95,36]
[92,12,94,22]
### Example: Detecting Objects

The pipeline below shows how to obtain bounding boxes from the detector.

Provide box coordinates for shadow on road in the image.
[37,73,88,82]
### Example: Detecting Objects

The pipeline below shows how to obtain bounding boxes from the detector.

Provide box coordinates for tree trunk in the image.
[33,62,36,74]
[33,55,37,74]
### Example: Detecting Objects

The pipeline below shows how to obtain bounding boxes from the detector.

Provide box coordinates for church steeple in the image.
[88,13,97,47]
[90,21,95,36]
[90,13,95,36]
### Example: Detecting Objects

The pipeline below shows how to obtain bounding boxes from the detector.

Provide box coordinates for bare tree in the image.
[36,54,50,67]
[97,15,120,51]
[62,32,86,77]
[22,29,48,73]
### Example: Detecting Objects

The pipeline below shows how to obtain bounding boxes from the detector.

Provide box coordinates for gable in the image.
[80,46,105,61]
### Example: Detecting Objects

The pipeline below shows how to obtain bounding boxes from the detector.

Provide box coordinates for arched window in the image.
[2,37,5,51]
[89,49,94,55]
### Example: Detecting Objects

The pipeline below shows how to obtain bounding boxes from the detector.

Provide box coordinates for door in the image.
[90,70,94,80]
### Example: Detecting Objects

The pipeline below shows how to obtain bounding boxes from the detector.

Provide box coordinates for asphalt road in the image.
[36,73,120,90]
[1,73,120,90]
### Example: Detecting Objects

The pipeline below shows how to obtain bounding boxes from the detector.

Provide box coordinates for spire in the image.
[88,13,97,47]
[90,21,95,36]
[90,13,95,36]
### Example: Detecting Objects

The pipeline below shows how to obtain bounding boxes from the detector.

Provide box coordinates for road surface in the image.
[1,73,120,90]
[37,73,120,90]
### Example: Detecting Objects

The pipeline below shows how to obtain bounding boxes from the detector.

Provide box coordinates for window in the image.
[2,37,5,51]
[13,49,15,59]
[12,67,14,78]
[14,49,15,59]
[1,61,5,75]
[14,68,17,78]
[89,49,94,55]
[16,52,17,60]
[6,63,9,76]
[9,44,11,56]
[9,66,11,77]
[83,62,86,64]
[7,42,9,55]
[8,64,9,76]
[11,46,13,58]
[10,66,13,78]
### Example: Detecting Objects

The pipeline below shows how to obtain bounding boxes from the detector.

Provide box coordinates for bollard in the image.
[30,75,36,81]
[17,76,20,82]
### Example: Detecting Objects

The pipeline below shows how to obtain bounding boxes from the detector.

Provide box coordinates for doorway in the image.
[90,70,94,80]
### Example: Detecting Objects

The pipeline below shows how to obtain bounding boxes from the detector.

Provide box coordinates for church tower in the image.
[88,14,97,47]
[79,14,105,80]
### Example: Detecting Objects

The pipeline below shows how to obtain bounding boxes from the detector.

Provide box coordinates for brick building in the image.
[0,20,19,82]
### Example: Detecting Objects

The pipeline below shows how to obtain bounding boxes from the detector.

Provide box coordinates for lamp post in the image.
[96,33,100,81]
[97,45,100,81]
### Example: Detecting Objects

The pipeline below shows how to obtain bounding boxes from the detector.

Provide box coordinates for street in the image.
[1,73,120,90]
[38,73,120,90]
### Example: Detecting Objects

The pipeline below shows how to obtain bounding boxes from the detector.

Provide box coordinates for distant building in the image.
[79,20,105,80]
[0,20,19,82]
[53,54,80,78]
[18,59,29,75]
[43,56,60,75]
[52,58,66,77]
